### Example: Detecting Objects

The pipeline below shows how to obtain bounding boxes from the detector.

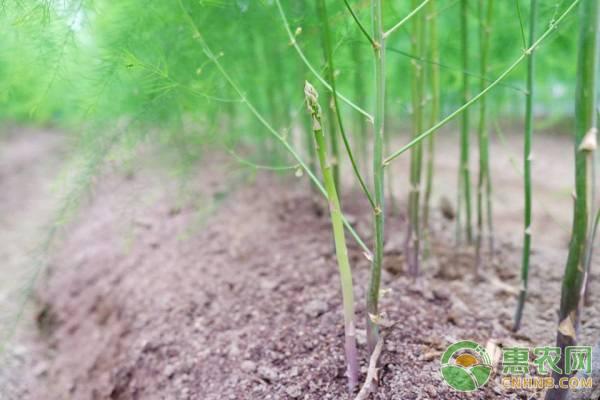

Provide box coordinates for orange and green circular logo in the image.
[440,340,493,392]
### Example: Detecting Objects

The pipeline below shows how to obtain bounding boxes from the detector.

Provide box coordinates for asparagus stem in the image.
[316,0,376,209]
[302,103,319,194]
[315,0,340,192]
[514,0,537,332]
[457,0,473,244]
[304,81,359,391]
[406,0,426,277]
[422,0,440,258]
[385,92,397,215]
[476,0,494,274]
[546,0,599,398]
[366,0,385,355]
[343,0,376,48]
[583,209,600,304]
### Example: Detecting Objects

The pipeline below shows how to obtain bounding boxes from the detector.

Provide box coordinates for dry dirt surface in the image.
[1,128,599,399]
[0,128,66,399]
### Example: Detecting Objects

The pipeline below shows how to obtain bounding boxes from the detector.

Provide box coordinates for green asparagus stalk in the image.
[422,0,440,257]
[476,0,494,274]
[315,0,340,193]
[304,81,359,391]
[406,0,426,277]
[457,0,473,244]
[366,0,386,355]
[546,1,599,398]
[316,0,375,209]
[514,0,537,332]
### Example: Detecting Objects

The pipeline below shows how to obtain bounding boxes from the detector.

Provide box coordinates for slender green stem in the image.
[583,208,600,304]
[476,0,494,272]
[384,92,397,214]
[422,0,440,257]
[384,45,526,94]
[304,81,359,391]
[352,40,370,183]
[546,1,599,398]
[303,112,319,194]
[383,0,431,39]
[515,0,528,50]
[176,0,371,256]
[406,0,425,277]
[315,0,341,193]
[383,0,582,166]
[584,109,599,305]
[366,0,385,356]
[316,0,376,208]
[226,147,299,171]
[274,0,374,123]
[514,0,537,332]
[343,0,376,48]
[457,0,473,244]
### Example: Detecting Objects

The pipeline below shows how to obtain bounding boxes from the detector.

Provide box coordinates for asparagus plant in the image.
[514,0,537,332]
[546,1,599,398]
[315,1,341,193]
[406,0,426,277]
[422,0,440,257]
[457,0,473,244]
[304,81,359,391]
[366,0,386,355]
[475,0,494,273]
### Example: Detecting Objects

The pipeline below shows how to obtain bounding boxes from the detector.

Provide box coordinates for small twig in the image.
[354,333,385,400]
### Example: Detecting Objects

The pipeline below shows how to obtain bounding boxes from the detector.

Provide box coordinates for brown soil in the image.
[1,128,599,399]
[0,128,66,399]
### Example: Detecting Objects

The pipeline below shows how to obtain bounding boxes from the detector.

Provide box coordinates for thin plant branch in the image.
[274,0,374,123]
[383,0,431,39]
[342,0,376,48]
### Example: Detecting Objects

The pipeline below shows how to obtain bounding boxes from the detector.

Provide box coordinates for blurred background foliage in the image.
[0,0,580,155]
